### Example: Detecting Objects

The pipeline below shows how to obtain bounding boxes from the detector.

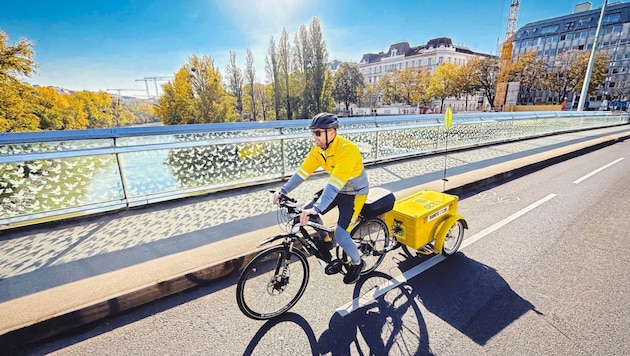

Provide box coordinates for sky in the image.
[0,0,611,96]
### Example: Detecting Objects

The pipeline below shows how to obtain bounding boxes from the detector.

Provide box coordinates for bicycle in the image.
[236,187,467,320]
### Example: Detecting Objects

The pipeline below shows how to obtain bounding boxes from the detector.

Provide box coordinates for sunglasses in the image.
[311,130,327,137]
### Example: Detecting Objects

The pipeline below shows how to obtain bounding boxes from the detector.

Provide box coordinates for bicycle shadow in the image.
[397,251,540,346]
[318,271,433,356]
[243,312,319,356]
[318,252,539,354]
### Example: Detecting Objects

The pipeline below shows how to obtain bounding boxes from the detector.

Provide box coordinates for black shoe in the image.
[343,259,364,284]
[325,259,343,275]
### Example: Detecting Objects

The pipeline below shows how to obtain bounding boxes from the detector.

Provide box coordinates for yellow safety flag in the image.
[444,107,453,129]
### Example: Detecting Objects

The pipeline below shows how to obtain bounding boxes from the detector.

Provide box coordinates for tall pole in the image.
[577,0,607,111]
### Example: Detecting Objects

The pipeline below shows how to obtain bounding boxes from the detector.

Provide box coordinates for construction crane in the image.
[494,0,520,110]
[135,76,172,98]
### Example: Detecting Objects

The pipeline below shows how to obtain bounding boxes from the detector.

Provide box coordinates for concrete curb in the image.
[2,131,629,350]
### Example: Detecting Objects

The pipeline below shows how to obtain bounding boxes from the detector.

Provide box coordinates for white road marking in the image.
[336,193,557,317]
[573,158,624,184]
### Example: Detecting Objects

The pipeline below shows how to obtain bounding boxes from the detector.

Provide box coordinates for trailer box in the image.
[384,190,458,249]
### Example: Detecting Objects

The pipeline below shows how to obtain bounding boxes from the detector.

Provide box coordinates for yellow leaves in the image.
[0,80,40,131]
[428,62,462,100]
[156,55,237,125]
[0,30,36,80]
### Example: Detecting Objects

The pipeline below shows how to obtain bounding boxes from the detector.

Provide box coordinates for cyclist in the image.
[273,112,368,284]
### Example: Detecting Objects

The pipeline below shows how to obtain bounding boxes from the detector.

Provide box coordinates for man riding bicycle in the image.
[273,112,368,284]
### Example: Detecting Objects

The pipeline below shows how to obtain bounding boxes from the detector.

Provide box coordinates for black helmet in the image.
[308,112,339,129]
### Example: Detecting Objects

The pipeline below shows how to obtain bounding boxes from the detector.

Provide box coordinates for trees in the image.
[225,51,244,116]
[277,28,295,120]
[189,54,236,123]
[508,51,548,104]
[155,55,237,125]
[308,17,328,114]
[331,63,364,111]
[474,57,500,108]
[155,68,196,125]
[0,30,39,132]
[398,67,431,106]
[265,37,281,120]
[428,62,461,112]
[572,51,609,98]
[244,49,257,120]
[457,58,482,111]
[0,31,35,82]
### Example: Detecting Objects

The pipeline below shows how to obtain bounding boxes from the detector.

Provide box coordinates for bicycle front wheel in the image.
[236,245,309,320]
[349,218,391,275]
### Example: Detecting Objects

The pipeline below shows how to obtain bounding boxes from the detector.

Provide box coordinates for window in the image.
[603,14,621,24]
[541,25,559,34]
[565,22,575,31]
[578,17,592,27]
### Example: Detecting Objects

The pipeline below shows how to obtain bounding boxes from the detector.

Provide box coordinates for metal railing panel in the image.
[1,111,628,229]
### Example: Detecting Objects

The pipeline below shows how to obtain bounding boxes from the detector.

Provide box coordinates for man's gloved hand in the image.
[300,208,318,226]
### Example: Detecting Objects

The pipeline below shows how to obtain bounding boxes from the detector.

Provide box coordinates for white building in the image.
[357,37,496,113]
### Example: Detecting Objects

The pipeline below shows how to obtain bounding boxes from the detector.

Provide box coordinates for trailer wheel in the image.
[441,220,465,256]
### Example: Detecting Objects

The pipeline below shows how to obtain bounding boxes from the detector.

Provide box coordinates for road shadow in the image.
[318,271,433,355]
[243,312,319,355]
[398,251,540,346]
[317,252,539,354]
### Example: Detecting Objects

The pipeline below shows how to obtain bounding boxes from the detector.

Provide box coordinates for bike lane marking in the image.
[572,158,624,184]
[335,193,557,317]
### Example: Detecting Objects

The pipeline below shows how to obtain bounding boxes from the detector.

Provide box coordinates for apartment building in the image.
[355,37,496,113]
[513,1,630,109]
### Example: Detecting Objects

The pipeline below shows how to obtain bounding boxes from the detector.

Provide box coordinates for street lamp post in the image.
[577,0,608,111]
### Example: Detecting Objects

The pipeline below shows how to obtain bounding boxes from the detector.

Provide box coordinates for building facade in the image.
[513,1,630,109]
[356,37,496,113]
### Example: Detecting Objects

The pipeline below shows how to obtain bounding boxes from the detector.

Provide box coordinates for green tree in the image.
[332,63,365,111]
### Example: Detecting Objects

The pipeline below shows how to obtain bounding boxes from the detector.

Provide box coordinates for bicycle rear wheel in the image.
[236,245,309,320]
[346,218,391,275]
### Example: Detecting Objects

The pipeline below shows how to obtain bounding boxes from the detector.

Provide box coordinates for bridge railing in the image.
[1,111,628,229]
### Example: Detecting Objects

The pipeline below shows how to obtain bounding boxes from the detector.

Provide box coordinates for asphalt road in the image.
[17,139,630,355]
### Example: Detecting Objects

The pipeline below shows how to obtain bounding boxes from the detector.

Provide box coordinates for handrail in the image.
[1,111,628,229]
